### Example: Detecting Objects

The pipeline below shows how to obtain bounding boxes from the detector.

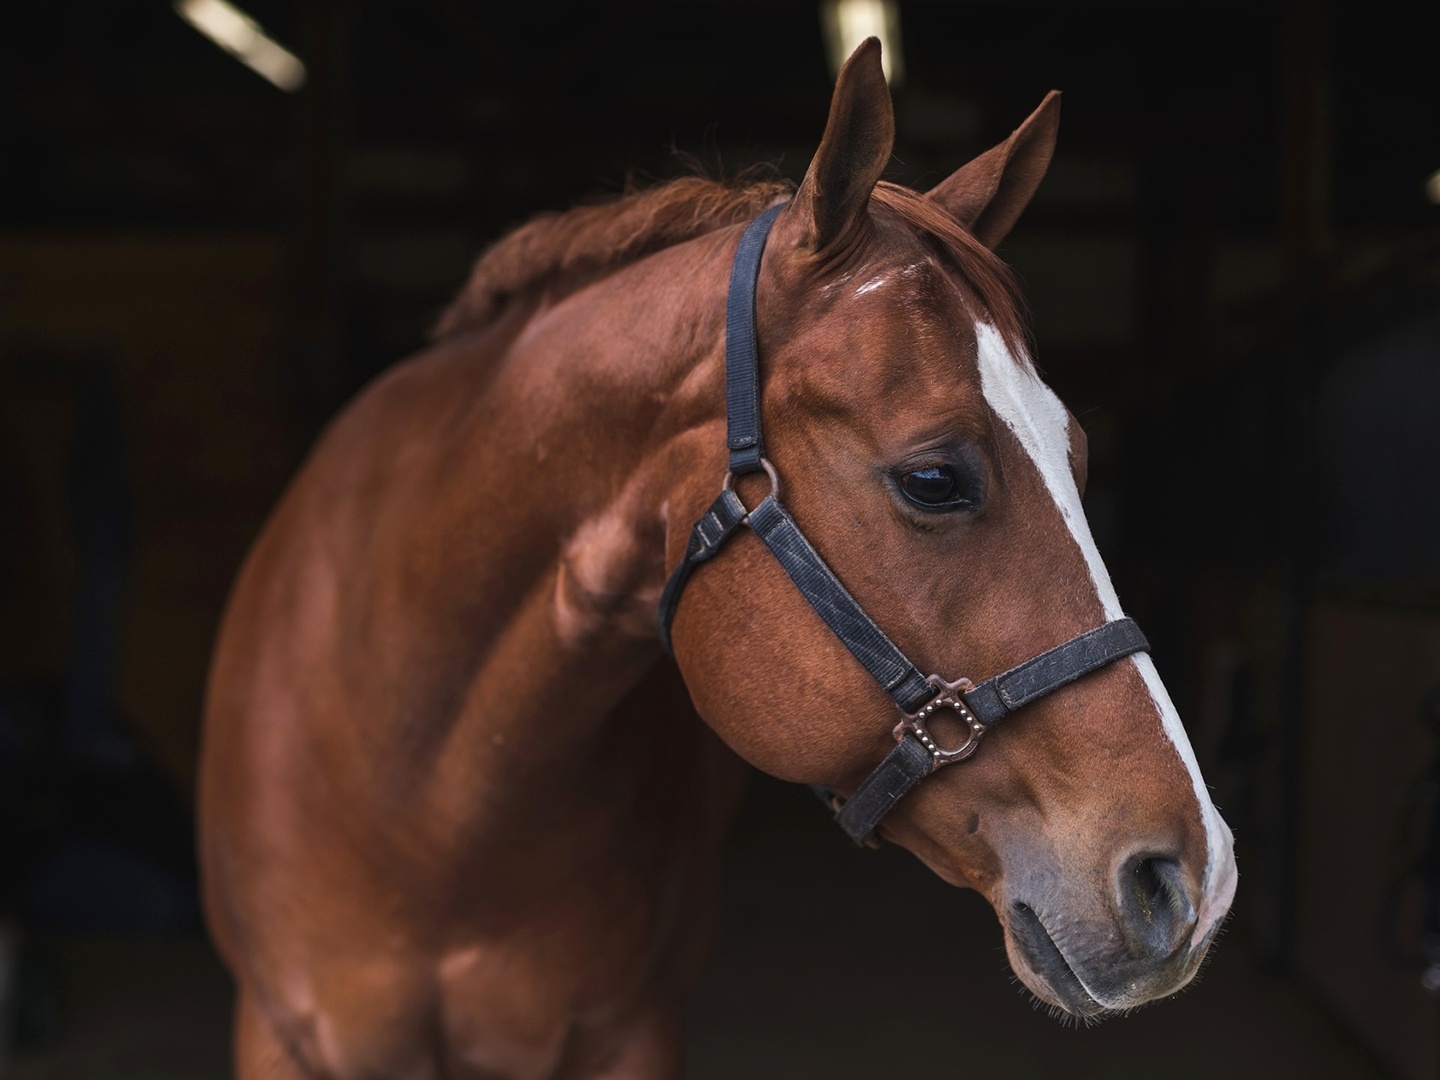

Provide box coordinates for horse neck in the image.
[407,230,735,830]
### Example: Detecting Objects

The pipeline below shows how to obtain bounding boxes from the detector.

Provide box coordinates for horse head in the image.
[665,39,1237,1020]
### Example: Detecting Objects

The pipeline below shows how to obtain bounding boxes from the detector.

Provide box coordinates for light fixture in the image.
[821,0,904,86]
[1426,168,1440,206]
[175,0,306,92]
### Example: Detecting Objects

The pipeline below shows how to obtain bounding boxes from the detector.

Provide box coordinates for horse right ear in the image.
[785,37,895,255]
[926,91,1061,249]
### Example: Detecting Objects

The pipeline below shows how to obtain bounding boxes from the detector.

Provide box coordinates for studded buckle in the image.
[892,675,986,772]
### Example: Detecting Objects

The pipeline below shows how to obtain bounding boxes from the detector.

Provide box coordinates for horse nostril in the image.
[1118,854,1195,955]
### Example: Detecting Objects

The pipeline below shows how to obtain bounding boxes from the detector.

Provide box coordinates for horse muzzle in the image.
[1000,850,1213,1018]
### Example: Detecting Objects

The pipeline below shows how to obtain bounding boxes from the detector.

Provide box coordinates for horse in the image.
[199,39,1237,1079]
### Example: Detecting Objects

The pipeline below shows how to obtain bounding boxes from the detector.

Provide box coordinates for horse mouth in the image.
[1006,903,1111,1020]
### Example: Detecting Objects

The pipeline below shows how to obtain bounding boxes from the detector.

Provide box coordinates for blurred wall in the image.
[0,237,302,785]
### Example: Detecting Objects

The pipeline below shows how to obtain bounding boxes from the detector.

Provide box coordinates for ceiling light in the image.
[821,0,904,86]
[175,0,306,92]
[1426,168,1440,205]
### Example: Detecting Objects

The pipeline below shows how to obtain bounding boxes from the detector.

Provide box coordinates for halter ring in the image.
[722,456,781,512]
[893,675,985,771]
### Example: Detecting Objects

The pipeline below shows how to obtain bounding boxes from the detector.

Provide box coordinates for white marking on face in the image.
[853,263,926,299]
[973,323,1236,944]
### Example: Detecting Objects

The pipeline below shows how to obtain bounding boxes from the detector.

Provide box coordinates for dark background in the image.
[2,1,1438,1076]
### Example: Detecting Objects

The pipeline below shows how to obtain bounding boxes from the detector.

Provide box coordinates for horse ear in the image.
[787,37,894,253]
[927,91,1061,249]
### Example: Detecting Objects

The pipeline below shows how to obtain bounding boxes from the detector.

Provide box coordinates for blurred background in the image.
[1,0,1437,1076]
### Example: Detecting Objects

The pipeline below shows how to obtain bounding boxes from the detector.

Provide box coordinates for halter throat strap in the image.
[656,206,1151,845]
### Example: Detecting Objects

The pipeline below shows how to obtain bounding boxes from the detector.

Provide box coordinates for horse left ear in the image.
[927,91,1061,249]
[787,37,895,254]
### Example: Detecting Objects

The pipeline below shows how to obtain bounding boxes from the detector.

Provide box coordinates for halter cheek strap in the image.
[657,205,1151,845]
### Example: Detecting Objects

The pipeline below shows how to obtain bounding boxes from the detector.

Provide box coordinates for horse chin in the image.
[1002,905,1116,1023]
[999,902,1213,1025]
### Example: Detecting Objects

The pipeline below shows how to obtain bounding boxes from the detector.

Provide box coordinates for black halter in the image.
[657,205,1150,845]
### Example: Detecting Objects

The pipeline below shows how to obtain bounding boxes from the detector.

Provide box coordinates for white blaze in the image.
[974,323,1236,943]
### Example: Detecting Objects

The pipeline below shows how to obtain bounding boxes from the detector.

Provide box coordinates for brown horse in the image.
[200,40,1236,1080]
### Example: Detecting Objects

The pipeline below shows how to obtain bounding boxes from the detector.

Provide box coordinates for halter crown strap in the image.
[657,206,1153,846]
[725,203,785,475]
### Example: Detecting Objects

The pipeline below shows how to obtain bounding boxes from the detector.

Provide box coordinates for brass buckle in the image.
[892,675,985,772]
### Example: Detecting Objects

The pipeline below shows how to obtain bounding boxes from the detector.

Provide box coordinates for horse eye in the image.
[901,465,961,506]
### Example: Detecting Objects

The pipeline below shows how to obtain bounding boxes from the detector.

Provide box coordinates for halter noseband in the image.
[656,204,1150,845]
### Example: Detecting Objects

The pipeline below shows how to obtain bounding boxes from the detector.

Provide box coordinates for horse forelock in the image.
[867,182,1031,365]
[432,175,1032,364]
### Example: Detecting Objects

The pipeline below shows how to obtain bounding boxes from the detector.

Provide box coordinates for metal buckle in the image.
[892,675,985,772]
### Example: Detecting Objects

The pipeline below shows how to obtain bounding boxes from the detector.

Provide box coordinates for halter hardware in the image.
[657,204,1152,845]
[894,675,984,769]
[722,456,780,506]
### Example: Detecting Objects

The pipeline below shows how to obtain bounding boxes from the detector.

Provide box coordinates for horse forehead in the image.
[824,249,947,301]
[974,326,1075,467]
[794,252,982,390]
[829,248,962,320]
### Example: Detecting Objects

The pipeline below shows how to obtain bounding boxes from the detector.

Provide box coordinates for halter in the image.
[657,204,1150,845]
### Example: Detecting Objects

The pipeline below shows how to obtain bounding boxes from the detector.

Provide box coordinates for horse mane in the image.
[431,174,794,340]
[433,174,1030,357]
